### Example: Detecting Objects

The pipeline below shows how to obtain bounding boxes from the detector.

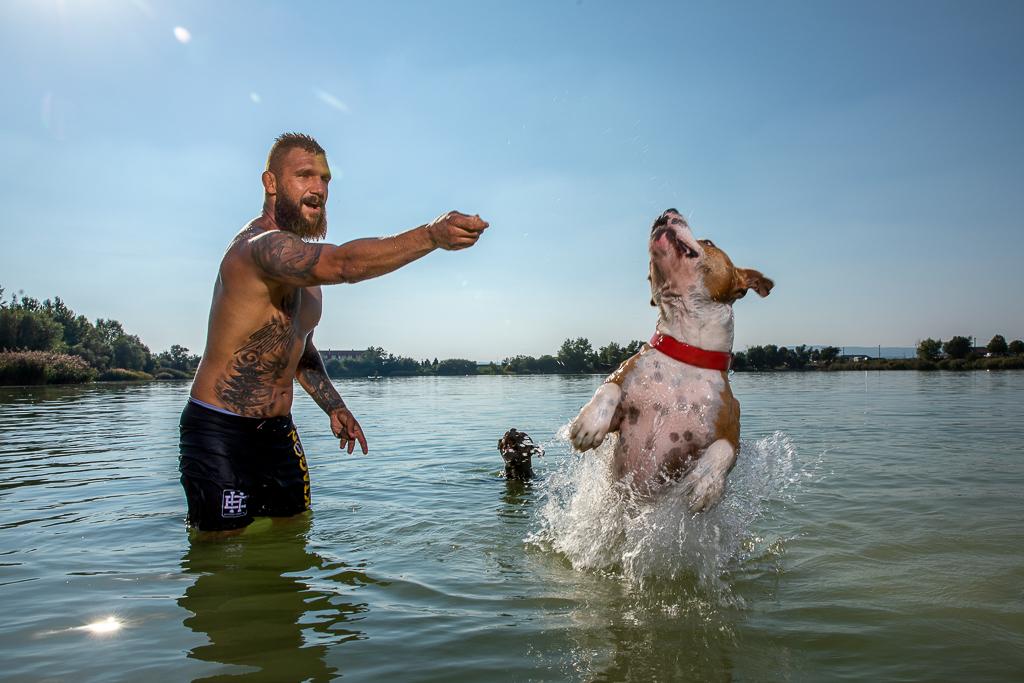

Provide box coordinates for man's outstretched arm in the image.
[296,336,368,454]
[251,211,488,287]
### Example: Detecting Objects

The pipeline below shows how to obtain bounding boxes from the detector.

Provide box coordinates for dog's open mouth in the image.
[651,226,699,258]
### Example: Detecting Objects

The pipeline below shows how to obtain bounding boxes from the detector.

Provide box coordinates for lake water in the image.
[1,372,1022,682]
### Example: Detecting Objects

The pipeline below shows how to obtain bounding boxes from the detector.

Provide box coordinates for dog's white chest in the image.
[615,352,728,480]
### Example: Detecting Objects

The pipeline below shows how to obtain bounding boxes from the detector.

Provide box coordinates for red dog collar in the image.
[649,333,732,371]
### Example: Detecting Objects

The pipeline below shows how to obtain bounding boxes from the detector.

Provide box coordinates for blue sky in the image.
[2,0,1022,361]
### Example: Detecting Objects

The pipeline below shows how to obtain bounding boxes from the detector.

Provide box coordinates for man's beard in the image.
[274,192,327,241]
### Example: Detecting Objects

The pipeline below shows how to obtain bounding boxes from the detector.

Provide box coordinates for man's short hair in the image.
[266,132,326,174]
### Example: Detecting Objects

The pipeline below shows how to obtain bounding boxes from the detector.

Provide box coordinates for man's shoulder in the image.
[224,221,290,260]
[219,223,269,275]
[238,226,313,259]
[219,226,318,290]
[229,220,273,249]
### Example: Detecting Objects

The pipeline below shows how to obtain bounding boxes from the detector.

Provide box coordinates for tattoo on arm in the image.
[252,232,325,285]
[297,344,346,414]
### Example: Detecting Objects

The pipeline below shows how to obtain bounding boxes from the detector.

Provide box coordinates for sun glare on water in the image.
[38,615,125,638]
[81,616,122,635]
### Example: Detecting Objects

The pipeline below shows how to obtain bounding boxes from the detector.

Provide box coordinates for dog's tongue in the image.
[654,225,701,259]
[676,225,701,258]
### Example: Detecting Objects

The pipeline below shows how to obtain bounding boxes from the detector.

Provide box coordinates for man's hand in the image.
[330,407,369,455]
[427,211,489,251]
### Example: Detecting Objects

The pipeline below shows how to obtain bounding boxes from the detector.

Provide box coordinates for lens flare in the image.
[173,26,191,44]
[314,88,350,113]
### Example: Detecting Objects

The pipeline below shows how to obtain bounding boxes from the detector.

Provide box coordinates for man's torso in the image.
[190,224,323,417]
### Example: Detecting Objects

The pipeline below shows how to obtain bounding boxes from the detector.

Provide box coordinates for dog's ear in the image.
[736,269,773,298]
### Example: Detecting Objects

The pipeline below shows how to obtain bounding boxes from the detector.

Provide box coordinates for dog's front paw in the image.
[570,383,621,451]
[683,467,726,512]
[681,440,736,512]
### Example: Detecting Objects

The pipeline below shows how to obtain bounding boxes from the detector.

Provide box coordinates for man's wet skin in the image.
[189,145,488,453]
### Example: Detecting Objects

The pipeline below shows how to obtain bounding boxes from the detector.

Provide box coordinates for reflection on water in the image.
[571,591,739,683]
[499,478,534,517]
[180,514,373,682]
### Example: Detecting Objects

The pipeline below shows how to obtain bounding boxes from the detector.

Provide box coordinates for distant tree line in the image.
[915,335,1022,361]
[5,283,1023,385]
[499,338,646,375]
[320,333,1024,379]
[907,334,1024,370]
[733,336,1024,372]
[0,285,200,384]
[732,344,838,370]
[323,347,480,378]
[324,338,646,378]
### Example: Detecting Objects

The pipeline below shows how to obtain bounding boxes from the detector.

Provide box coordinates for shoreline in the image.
[3,361,1023,387]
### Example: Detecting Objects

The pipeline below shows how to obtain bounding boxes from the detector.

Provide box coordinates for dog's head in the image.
[498,428,543,479]
[648,208,773,307]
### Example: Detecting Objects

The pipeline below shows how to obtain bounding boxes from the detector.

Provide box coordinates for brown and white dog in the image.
[570,209,773,512]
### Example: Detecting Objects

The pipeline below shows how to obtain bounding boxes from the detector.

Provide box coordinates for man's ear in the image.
[737,268,773,298]
[261,170,277,196]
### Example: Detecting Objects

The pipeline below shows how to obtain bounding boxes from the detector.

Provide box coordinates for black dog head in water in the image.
[498,428,544,480]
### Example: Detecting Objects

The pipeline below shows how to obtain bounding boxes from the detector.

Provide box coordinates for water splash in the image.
[528,428,814,593]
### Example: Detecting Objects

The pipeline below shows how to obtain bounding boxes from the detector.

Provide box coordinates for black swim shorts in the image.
[178,400,311,531]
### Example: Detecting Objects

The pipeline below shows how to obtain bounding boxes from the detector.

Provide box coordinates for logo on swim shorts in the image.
[221,490,248,518]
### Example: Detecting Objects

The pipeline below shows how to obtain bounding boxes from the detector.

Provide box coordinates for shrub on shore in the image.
[154,368,192,380]
[977,356,1024,370]
[821,359,922,371]
[2,286,202,382]
[815,356,1022,372]
[0,351,97,385]
[98,368,153,382]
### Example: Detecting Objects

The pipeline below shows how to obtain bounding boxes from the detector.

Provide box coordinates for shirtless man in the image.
[179,133,488,531]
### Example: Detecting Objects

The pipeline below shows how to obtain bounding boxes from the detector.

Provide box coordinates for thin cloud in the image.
[129,0,156,19]
[314,88,350,113]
